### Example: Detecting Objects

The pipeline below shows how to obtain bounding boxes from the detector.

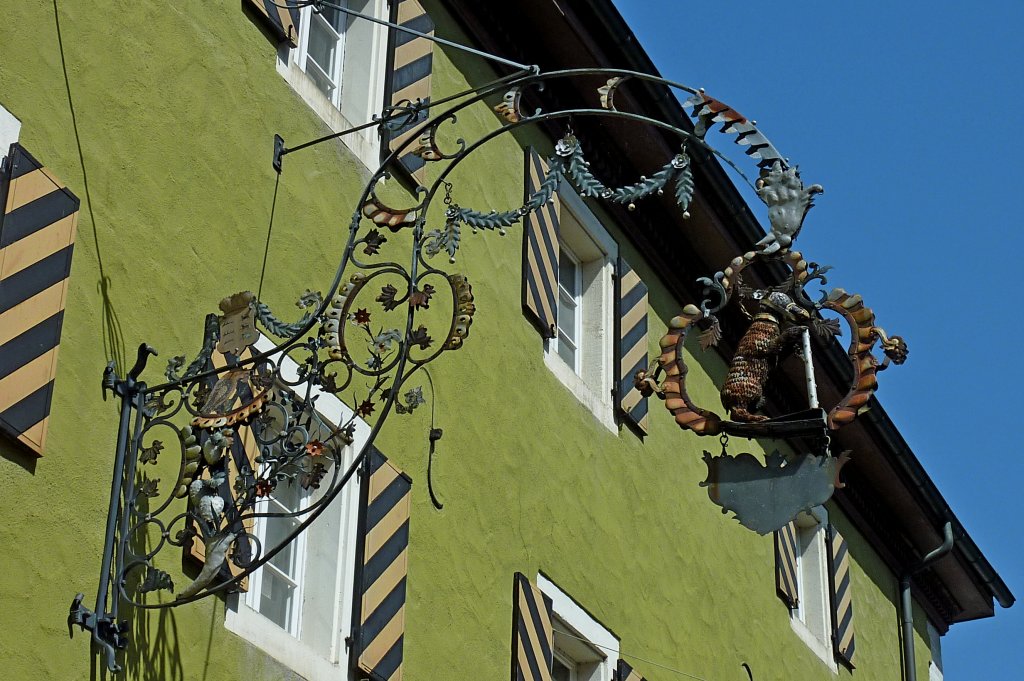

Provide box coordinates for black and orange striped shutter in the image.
[614,660,647,681]
[522,148,559,339]
[511,572,554,681]
[774,521,799,608]
[352,447,412,681]
[244,0,301,47]
[383,0,434,183]
[616,257,648,433]
[0,144,79,455]
[827,524,856,668]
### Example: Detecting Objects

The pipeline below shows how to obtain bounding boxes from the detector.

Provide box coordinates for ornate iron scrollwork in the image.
[71,66,905,669]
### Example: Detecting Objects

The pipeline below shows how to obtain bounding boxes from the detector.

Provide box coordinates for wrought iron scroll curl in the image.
[75,66,892,668]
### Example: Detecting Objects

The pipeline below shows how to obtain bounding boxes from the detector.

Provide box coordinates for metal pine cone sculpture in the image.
[720,292,811,423]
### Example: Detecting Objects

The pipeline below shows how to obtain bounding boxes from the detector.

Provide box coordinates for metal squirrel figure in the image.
[721,291,811,422]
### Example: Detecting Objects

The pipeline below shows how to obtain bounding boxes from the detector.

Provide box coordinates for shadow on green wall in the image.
[0,440,37,474]
[53,0,127,372]
[123,606,187,681]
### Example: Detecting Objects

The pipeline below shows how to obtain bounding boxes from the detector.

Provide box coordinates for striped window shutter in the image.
[186,340,263,590]
[0,144,79,455]
[511,572,554,681]
[774,521,799,608]
[616,257,648,433]
[384,0,434,183]
[521,148,559,339]
[244,0,300,47]
[827,524,856,668]
[614,660,647,681]
[352,447,412,681]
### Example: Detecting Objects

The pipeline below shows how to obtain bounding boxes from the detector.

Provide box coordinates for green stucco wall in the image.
[0,1,937,680]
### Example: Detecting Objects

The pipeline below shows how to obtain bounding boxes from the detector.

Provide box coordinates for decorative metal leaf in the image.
[138,478,160,498]
[424,219,461,260]
[254,299,315,337]
[409,284,435,309]
[377,284,400,311]
[319,372,340,394]
[300,462,328,490]
[371,329,402,353]
[139,568,174,594]
[812,317,842,339]
[561,138,681,206]
[143,393,173,418]
[295,289,323,309]
[165,356,186,382]
[409,325,433,349]
[335,423,356,445]
[698,316,722,350]
[140,440,164,465]
[363,229,387,255]
[395,386,426,415]
[675,157,695,213]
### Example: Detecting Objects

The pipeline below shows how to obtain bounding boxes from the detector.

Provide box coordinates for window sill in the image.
[543,350,617,434]
[276,53,381,172]
[225,596,350,680]
[789,616,838,674]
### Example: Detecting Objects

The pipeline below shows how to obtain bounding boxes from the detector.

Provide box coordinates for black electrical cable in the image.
[256,171,282,302]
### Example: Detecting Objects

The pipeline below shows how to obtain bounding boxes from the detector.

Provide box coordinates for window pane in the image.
[558,292,576,342]
[552,657,573,681]
[264,514,299,575]
[557,330,576,368]
[257,570,296,630]
[307,18,338,89]
[321,6,346,32]
[272,479,302,513]
[559,251,578,295]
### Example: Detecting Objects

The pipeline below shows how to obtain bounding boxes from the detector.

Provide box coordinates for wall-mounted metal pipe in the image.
[799,328,819,409]
[900,522,954,681]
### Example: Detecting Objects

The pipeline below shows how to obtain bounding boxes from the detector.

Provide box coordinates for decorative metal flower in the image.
[254,478,276,498]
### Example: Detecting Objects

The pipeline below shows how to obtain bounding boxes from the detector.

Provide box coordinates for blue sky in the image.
[610,0,1022,677]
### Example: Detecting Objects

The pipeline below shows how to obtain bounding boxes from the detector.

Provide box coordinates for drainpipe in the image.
[900,522,954,681]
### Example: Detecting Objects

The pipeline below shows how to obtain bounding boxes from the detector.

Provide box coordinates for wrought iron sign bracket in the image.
[70,65,910,669]
[69,343,156,673]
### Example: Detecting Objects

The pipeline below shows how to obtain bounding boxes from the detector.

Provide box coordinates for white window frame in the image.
[552,648,580,681]
[789,506,838,673]
[538,573,619,681]
[224,336,372,681]
[927,620,943,681]
[554,245,583,374]
[296,3,348,108]
[246,481,308,637]
[0,103,20,154]
[543,181,618,433]
[276,0,390,170]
